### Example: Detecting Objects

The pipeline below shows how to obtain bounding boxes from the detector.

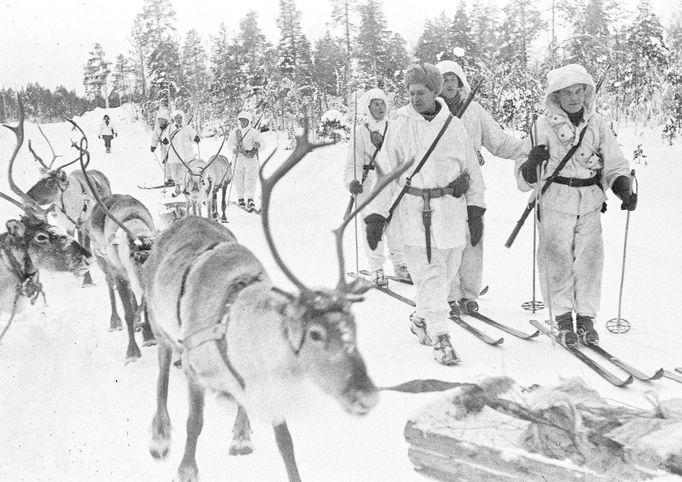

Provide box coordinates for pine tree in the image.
[111,54,133,105]
[450,2,475,65]
[83,43,111,108]
[330,0,357,96]
[130,15,148,98]
[356,0,390,88]
[384,32,410,92]
[313,31,346,97]
[469,0,498,68]
[238,11,270,96]
[209,22,242,119]
[276,0,313,86]
[415,15,451,63]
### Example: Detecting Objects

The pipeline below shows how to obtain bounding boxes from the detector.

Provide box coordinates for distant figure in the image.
[150,109,172,185]
[227,111,264,212]
[167,109,200,194]
[98,114,117,153]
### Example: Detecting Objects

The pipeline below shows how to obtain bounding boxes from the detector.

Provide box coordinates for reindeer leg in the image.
[229,404,254,455]
[150,341,173,459]
[96,256,122,330]
[117,278,141,363]
[80,231,94,287]
[274,421,302,482]
[220,184,228,223]
[140,299,156,347]
[175,381,204,482]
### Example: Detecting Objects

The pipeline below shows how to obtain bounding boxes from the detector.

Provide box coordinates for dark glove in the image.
[349,179,363,194]
[467,206,486,247]
[98,135,101,139]
[162,138,169,145]
[115,133,118,138]
[194,135,200,143]
[364,214,387,250]
[151,146,156,153]
[520,145,550,184]
[611,175,637,211]
[449,172,470,198]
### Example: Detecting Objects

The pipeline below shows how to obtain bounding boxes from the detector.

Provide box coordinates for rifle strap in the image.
[360,122,389,183]
[387,114,454,221]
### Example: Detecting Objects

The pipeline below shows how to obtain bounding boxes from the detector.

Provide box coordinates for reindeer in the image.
[25,121,111,287]
[143,124,413,482]
[69,122,157,363]
[0,101,92,321]
[169,127,231,221]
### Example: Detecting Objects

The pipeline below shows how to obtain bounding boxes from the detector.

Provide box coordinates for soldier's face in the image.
[368,99,386,121]
[158,118,168,129]
[408,83,437,115]
[239,118,249,128]
[441,73,462,99]
[174,115,183,125]
[557,84,585,114]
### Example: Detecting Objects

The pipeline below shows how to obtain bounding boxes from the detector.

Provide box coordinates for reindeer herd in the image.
[0,100,414,482]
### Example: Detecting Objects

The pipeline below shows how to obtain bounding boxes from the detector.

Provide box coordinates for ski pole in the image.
[606,169,637,334]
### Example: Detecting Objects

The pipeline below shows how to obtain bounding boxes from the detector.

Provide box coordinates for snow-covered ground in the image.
[0,104,681,481]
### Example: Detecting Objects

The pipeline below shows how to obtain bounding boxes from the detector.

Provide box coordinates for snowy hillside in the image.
[1,105,682,481]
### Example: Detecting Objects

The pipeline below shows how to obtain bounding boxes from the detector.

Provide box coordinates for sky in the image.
[0,0,674,96]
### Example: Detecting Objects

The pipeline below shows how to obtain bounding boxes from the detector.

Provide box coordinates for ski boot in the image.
[164,179,175,187]
[448,300,460,317]
[238,198,246,209]
[247,198,256,212]
[433,333,460,365]
[555,312,578,348]
[409,312,432,345]
[393,263,412,283]
[458,298,479,314]
[576,314,599,345]
[372,268,388,287]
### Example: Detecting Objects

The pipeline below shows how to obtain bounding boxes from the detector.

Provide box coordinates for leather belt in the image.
[405,186,455,198]
[553,175,600,187]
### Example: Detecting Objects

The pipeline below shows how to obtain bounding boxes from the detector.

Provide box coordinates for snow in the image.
[1,104,682,481]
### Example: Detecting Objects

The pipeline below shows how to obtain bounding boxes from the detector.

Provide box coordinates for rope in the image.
[0,290,22,345]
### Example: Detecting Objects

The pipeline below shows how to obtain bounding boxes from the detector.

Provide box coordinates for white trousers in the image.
[448,224,484,302]
[404,244,463,339]
[234,155,259,199]
[537,207,603,317]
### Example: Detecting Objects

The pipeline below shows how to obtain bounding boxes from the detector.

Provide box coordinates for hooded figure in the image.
[227,111,264,212]
[151,109,171,168]
[436,60,525,316]
[515,63,636,347]
[364,63,485,366]
[98,114,117,153]
[165,109,201,190]
[343,87,409,286]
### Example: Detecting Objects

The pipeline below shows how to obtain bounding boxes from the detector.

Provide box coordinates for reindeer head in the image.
[259,121,415,417]
[1,99,92,277]
[182,158,210,202]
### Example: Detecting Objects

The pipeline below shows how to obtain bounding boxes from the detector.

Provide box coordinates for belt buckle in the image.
[568,178,576,187]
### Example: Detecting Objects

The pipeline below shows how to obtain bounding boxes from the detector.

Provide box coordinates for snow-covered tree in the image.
[237,11,271,96]
[209,22,243,119]
[355,0,390,88]
[110,54,133,105]
[129,15,148,98]
[313,31,346,97]
[415,16,451,63]
[83,43,110,107]
[276,0,313,87]
[449,2,475,66]
[329,0,357,96]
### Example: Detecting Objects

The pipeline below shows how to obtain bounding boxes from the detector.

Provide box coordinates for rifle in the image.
[504,65,611,249]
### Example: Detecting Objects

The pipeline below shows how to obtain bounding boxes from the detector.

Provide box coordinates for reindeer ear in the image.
[284,316,306,353]
[6,219,25,238]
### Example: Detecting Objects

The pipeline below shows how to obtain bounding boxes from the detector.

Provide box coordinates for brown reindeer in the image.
[68,123,157,363]
[0,101,92,319]
[144,124,414,482]
[25,122,111,287]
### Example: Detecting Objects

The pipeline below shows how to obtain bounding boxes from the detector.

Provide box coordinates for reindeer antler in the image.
[259,119,334,292]
[200,124,228,175]
[2,99,49,217]
[28,140,50,171]
[169,127,195,174]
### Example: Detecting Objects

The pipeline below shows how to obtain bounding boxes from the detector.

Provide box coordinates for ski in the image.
[663,370,682,384]
[676,367,682,375]
[138,183,170,190]
[530,320,633,387]
[359,269,413,285]
[346,272,415,307]
[227,201,261,215]
[581,343,664,381]
[450,315,504,345]
[463,310,539,340]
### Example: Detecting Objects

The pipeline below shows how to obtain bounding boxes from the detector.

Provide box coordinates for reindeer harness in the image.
[0,242,44,305]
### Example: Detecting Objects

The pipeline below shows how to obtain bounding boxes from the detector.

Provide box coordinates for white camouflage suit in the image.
[167,110,200,184]
[227,111,264,201]
[437,61,526,305]
[344,88,406,273]
[371,98,485,339]
[514,64,631,318]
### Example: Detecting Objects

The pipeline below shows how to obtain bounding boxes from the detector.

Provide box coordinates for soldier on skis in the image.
[364,63,485,366]
[515,63,637,347]
[227,111,264,212]
[344,87,410,287]
[150,108,172,185]
[166,109,201,196]
[436,60,526,317]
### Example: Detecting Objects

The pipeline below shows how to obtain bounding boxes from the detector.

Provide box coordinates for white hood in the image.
[545,63,595,113]
[436,60,471,96]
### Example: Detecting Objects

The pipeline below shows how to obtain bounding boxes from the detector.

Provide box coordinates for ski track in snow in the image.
[0,105,681,481]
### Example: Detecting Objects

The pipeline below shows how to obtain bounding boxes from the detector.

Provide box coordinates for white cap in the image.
[545,63,595,112]
[237,111,253,124]
[436,60,471,96]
